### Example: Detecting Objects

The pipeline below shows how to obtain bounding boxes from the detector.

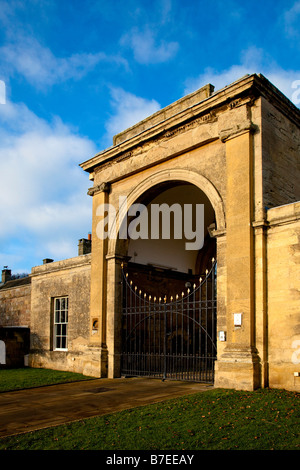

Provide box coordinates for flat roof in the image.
[80,73,300,173]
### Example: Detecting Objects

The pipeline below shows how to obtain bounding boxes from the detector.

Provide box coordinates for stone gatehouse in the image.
[1,73,299,391]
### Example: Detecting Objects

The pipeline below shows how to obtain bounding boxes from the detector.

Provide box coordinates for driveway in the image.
[0,377,212,438]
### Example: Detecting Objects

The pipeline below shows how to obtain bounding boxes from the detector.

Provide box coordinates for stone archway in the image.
[105,169,226,379]
[107,168,225,258]
[83,75,279,390]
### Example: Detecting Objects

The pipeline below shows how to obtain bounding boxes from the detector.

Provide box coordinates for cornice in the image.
[31,254,92,277]
[87,182,111,196]
[80,73,300,173]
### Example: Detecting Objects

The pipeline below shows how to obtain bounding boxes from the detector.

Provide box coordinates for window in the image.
[53,297,68,350]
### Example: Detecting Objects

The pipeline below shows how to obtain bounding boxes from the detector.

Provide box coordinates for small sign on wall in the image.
[0,340,6,364]
[234,313,242,327]
[219,331,226,341]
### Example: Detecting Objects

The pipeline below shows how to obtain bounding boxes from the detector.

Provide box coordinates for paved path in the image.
[0,377,212,438]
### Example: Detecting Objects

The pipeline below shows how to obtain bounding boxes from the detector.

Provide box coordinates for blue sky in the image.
[0,0,299,274]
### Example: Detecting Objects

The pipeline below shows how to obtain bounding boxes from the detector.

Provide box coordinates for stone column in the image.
[88,182,111,377]
[214,103,260,390]
[253,220,269,388]
[106,254,124,378]
[213,229,227,362]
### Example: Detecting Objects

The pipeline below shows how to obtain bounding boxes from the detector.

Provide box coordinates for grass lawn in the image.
[0,367,93,392]
[0,385,299,450]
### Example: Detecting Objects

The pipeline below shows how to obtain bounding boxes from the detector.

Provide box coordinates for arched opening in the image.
[116,179,218,382]
[124,182,216,295]
[108,168,225,260]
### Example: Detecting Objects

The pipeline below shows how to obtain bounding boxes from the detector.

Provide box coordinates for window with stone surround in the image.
[53,296,68,350]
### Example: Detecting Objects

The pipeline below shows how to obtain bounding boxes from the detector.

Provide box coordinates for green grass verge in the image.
[0,367,93,392]
[0,387,299,450]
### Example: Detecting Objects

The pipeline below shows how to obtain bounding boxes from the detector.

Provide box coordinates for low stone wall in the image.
[267,202,300,391]
[0,277,31,327]
[28,254,94,376]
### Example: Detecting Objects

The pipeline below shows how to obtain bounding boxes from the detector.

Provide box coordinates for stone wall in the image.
[0,73,299,392]
[261,96,300,209]
[267,202,300,391]
[0,278,31,327]
[28,254,99,377]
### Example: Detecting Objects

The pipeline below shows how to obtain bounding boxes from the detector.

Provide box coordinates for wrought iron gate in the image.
[121,259,217,383]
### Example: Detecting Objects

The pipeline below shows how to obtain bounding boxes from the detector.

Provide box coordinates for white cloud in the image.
[104,87,161,144]
[0,36,127,89]
[159,0,173,25]
[0,90,159,269]
[120,27,179,64]
[284,1,300,38]
[0,100,96,267]
[184,47,300,107]
[0,1,128,90]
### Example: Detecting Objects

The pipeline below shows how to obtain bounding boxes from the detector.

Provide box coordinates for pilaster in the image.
[105,254,124,378]
[88,182,111,377]
[253,219,269,388]
[215,106,260,390]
